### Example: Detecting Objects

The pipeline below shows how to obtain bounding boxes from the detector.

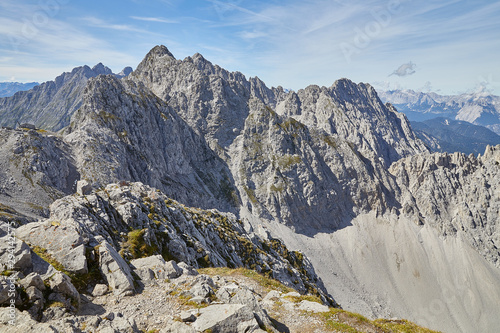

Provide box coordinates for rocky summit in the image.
[1,45,499,333]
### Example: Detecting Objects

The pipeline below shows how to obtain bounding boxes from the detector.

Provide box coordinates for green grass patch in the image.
[325,321,360,333]
[120,229,158,259]
[374,319,442,333]
[284,294,322,304]
[198,267,295,294]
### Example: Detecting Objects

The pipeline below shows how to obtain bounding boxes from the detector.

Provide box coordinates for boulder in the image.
[25,286,44,301]
[0,235,32,271]
[297,300,329,313]
[16,222,88,275]
[97,312,138,333]
[180,310,197,322]
[98,241,135,295]
[0,277,13,304]
[49,272,80,308]
[192,304,262,333]
[130,255,182,283]
[91,284,108,297]
[177,262,198,276]
[76,180,92,195]
[19,273,45,291]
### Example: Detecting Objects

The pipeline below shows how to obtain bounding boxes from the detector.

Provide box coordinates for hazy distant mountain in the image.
[0,81,39,97]
[411,117,500,155]
[378,89,500,135]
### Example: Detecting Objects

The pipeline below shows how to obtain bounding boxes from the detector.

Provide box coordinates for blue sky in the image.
[1,0,499,95]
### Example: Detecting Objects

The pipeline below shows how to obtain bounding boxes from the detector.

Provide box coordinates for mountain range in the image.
[0,82,39,98]
[378,89,500,135]
[1,45,499,333]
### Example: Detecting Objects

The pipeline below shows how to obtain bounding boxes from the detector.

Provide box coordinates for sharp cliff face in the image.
[130,46,428,232]
[390,146,500,267]
[0,128,79,220]
[0,64,131,132]
[63,75,237,212]
[229,99,401,231]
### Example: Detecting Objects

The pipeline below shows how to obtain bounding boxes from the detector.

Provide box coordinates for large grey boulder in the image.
[130,255,182,284]
[96,312,139,333]
[160,321,196,333]
[19,273,45,291]
[16,221,87,274]
[49,272,80,309]
[0,235,31,271]
[98,241,135,296]
[192,304,261,333]
[76,180,92,195]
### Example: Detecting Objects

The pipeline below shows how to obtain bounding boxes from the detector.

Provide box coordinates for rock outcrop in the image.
[0,127,79,220]
[63,75,238,211]
[14,182,334,303]
[390,145,500,267]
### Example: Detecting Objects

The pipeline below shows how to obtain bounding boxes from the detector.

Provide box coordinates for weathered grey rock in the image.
[0,63,117,132]
[25,286,44,301]
[41,304,68,322]
[389,145,500,268]
[92,284,108,297]
[48,272,80,308]
[16,222,88,274]
[98,241,135,296]
[165,260,183,279]
[0,235,31,271]
[63,73,237,213]
[192,304,261,333]
[0,126,78,220]
[0,308,45,332]
[216,283,239,303]
[178,262,198,276]
[130,255,182,282]
[297,300,329,313]
[97,312,139,333]
[30,251,57,280]
[20,273,45,291]
[160,320,196,333]
[180,310,196,322]
[76,180,92,195]
[0,277,13,304]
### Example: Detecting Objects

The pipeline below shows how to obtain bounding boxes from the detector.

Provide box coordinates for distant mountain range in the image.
[412,117,500,155]
[0,81,39,97]
[378,89,500,135]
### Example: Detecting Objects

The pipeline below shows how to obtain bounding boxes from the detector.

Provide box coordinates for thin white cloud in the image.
[130,16,178,24]
[238,30,268,40]
[82,17,154,34]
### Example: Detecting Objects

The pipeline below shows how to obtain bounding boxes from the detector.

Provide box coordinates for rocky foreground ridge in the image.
[0,182,438,332]
[0,45,499,332]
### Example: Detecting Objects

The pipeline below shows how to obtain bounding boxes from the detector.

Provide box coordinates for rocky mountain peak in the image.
[117,66,133,78]
[91,63,113,76]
